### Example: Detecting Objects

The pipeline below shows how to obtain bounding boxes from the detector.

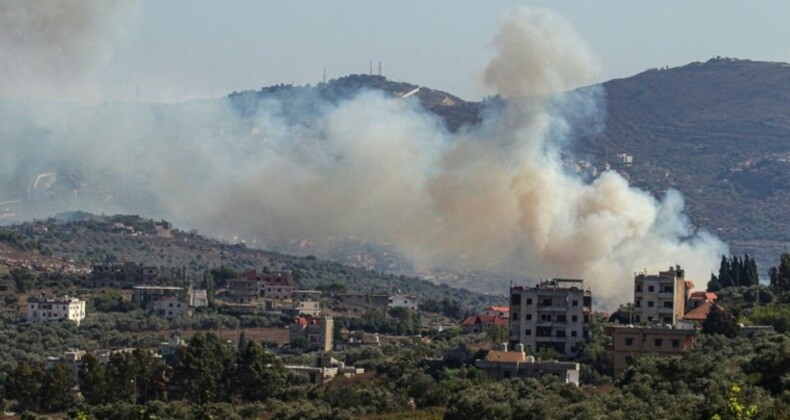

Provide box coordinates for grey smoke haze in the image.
[0,0,135,100]
[0,7,727,307]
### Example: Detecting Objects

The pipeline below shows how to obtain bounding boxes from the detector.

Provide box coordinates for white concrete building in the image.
[633,266,688,325]
[189,289,209,308]
[293,300,321,317]
[27,295,86,326]
[509,279,592,357]
[153,296,192,320]
[389,294,418,310]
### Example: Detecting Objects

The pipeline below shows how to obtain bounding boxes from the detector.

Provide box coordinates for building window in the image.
[541,298,552,307]
[556,315,567,323]
[526,298,533,305]
[525,329,532,336]
[654,339,663,347]
[556,330,566,338]
[571,330,578,337]
[625,337,634,346]
[635,299,641,307]
[571,315,578,322]
[647,301,654,308]
[512,313,518,320]
[672,339,680,348]
[572,300,578,307]
[663,301,672,308]
[635,285,642,292]
[511,294,521,305]
[525,314,532,321]
[648,285,655,292]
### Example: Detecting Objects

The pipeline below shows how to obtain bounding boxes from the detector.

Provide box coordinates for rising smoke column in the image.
[201,7,726,307]
[469,8,727,304]
[0,6,727,308]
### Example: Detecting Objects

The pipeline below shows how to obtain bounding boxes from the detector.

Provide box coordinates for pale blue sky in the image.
[97,1,790,102]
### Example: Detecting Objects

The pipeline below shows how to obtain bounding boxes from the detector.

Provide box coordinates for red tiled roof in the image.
[295,316,320,326]
[689,291,717,301]
[684,301,719,321]
[460,315,509,327]
[487,306,510,313]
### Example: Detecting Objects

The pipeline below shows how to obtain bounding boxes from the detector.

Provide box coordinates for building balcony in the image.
[536,306,571,312]
[536,336,568,343]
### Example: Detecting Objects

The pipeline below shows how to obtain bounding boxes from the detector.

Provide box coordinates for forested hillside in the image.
[0,214,497,308]
[571,58,790,273]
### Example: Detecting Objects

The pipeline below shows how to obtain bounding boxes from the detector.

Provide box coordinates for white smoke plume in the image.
[0,7,726,308]
[0,0,135,100]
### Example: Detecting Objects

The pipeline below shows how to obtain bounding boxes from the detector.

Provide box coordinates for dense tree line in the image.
[3,329,790,418]
[708,254,759,291]
[342,308,422,336]
[420,297,465,319]
[3,333,286,414]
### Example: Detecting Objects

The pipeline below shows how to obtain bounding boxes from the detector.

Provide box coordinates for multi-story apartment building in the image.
[290,316,334,351]
[227,277,259,304]
[605,324,694,376]
[509,279,592,357]
[132,285,184,309]
[91,262,158,288]
[633,265,689,325]
[153,296,192,320]
[227,269,297,303]
[27,295,86,326]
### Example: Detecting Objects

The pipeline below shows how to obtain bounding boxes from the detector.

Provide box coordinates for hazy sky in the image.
[49,1,790,102]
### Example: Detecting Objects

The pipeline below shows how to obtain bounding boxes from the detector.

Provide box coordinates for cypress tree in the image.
[718,255,732,288]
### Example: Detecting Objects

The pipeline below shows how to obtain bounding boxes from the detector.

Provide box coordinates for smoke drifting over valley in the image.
[0,7,726,306]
